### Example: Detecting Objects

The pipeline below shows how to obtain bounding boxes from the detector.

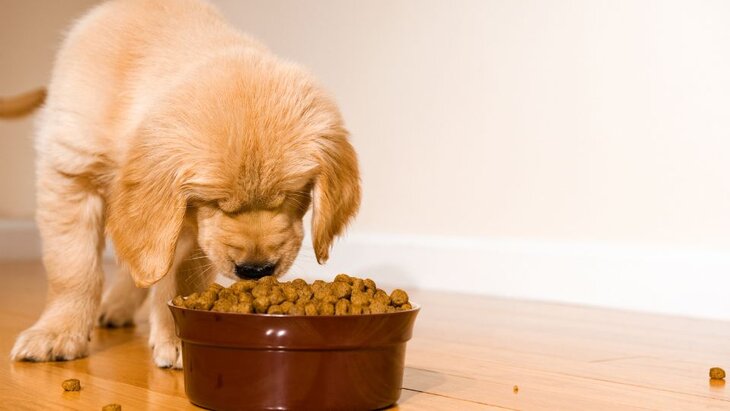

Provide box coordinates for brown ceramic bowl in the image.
[169,302,420,411]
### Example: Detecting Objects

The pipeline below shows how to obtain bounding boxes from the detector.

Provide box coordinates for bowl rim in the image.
[167,300,420,318]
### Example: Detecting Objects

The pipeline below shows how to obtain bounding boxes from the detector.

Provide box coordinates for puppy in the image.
[10,0,360,368]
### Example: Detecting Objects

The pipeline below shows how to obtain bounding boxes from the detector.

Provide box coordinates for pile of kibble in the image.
[172,274,412,315]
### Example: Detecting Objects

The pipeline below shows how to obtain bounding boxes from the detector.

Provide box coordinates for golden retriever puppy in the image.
[10,0,360,369]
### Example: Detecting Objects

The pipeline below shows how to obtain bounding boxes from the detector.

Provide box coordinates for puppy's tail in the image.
[0,87,47,119]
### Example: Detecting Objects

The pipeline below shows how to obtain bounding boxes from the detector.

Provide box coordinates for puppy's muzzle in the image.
[235,263,277,279]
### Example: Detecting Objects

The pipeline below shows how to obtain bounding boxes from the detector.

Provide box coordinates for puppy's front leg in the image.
[11,173,105,362]
[147,231,200,369]
[148,269,183,369]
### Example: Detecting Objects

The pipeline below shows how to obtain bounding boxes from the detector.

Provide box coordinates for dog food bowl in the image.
[169,303,420,411]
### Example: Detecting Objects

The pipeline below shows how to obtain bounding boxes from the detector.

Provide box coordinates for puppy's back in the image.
[39,0,267,171]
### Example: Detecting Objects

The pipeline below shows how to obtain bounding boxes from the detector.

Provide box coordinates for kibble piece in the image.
[281,284,299,302]
[62,379,81,391]
[291,278,307,289]
[513,385,519,394]
[269,289,286,305]
[183,292,200,309]
[190,291,216,310]
[334,273,351,283]
[297,286,313,301]
[102,404,122,411]
[390,289,409,306]
[332,281,352,299]
[323,294,339,305]
[351,304,364,315]
[319,302,335,316]
[252,284,271,298]
[217,289,238,303]
[267,305,284,315]
[363,278,377,291]
[314,284,333,300]
[335,299,351,315]
[172,295,185,306]
[710,367,726,380]
[289,303,306,315]
[304,302,319,316]
[311,280,327,292]
[231,279,257,293]
[232,302,253,314]
[237,292,253,304]
[258,276,278,286]
[207,283,224,292]
[369,300,387,314]
[351,291,371,306]
[399,303,413,311]
[373,289,391,305]
[253,296,271,313]
[280,301,294,314]
[351,278,365,293]
[212,299,235,312]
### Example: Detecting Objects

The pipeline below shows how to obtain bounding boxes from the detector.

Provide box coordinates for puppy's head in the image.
[108,52,360,287]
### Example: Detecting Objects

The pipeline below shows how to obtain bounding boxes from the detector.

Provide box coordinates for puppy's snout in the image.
[234,263,277,279]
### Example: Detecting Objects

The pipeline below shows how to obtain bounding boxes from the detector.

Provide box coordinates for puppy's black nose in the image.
[235,263,276,279]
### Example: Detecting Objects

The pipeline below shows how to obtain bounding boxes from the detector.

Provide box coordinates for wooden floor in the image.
[1,261,729,410]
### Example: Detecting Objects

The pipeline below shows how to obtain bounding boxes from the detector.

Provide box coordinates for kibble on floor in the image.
[61,379,81,392]
[710,367,726,380]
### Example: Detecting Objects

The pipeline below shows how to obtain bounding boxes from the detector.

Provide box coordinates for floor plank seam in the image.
[412,362,730,403]
[407,366,480,380]
[588,355,650,363]
[401,387,519,410]
[548,371,730,402]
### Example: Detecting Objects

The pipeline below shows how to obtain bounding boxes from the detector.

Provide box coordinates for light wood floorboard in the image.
[0,261,728,410]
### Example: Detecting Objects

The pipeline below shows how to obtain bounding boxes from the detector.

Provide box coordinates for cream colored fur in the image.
[10,0,360,368]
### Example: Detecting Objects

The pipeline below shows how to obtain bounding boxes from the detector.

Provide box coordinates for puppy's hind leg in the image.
[98,266,149,328]
[11,171,105,362]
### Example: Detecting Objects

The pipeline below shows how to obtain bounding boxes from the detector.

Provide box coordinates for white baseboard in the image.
[293,233,730,321]
[2,219,729,320]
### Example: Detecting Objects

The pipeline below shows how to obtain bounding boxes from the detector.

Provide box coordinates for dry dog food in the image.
[173,274,412,315]
[61,379,81,391]
[710,367,726,380]
[102,404,122,411]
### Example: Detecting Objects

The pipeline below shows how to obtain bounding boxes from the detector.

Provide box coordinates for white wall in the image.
[2,1,730,318]
[212,0,730,250]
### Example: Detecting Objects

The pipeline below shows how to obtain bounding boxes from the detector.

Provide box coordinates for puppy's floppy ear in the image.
[107,128,189,288]
[311,129,361,264]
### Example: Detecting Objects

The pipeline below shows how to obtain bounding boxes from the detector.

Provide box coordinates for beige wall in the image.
[0,0,99,218]
[3,0,730,249]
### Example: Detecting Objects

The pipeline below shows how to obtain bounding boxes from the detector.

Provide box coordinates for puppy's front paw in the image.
[10,327,89,362]
[151,338,183,369]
